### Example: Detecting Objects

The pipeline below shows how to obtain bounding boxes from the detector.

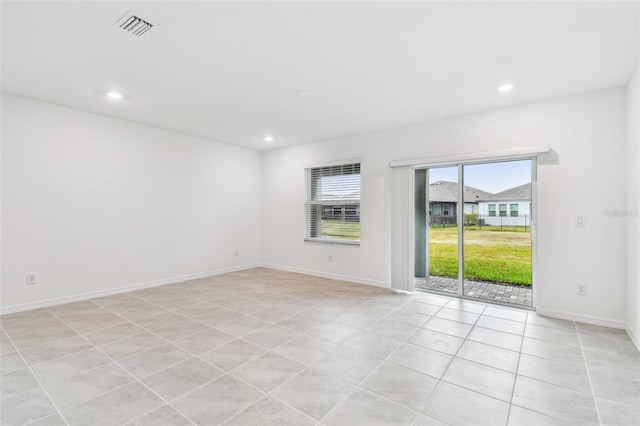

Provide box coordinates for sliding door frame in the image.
[416,155,538,308]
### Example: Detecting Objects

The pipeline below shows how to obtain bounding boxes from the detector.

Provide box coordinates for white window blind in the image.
[305,163,361,244]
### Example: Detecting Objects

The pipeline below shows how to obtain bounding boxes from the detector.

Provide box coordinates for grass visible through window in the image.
[429,226,532,285]
[321,220,360,241]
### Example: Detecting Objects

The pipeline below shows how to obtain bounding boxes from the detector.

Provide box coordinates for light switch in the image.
[576,216,585,228]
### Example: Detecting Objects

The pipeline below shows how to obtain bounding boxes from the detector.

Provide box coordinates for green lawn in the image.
[319,221,531,285]
[321,221,360,240]
[429,226,532,285]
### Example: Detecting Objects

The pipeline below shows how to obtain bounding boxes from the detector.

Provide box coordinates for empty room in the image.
[1,1,639,425]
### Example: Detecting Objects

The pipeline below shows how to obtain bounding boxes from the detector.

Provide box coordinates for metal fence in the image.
[429,213,530,231]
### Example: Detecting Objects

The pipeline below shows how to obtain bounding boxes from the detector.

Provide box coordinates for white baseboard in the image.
[536,307,627,330]
[626,322,640,352]
[261,263,389,289]
[0,264,259,315]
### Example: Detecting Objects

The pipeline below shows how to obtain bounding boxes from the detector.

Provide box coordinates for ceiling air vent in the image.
[114,11,155,37]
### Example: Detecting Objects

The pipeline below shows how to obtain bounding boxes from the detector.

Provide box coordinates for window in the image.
[499,204,507,217]
[510,204,518,217]
[305,162,360,244]
[488,204,496,217]
[443,205,449,216]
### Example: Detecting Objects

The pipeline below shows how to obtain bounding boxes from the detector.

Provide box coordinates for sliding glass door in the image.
[416,159,534,308]
[418,166,459,295]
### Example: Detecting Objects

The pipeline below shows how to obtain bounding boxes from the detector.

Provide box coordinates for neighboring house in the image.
[321,189,361,222]
[478,183,532,227]
[428,181,492,224]
[322,205,359,222]
[428,181,456,223]
[429,181,531,227]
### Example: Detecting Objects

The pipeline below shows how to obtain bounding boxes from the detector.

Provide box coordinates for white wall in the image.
[262,88,628,326]
[2,87,632,328]
[1,94,261,312]
[627,65,640,348]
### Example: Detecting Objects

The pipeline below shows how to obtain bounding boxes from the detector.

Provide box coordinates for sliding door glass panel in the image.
[462,160,532,307]
[417,166,459,295]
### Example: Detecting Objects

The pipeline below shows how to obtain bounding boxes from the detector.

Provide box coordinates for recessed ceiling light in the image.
[106,91,124,100]
[296,90,310,97]
[497,83,514,93]
[264,136,274,143]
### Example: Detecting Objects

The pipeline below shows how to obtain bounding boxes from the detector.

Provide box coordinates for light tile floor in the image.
[1,268,639,426]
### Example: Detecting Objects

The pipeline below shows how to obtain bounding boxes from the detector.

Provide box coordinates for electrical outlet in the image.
[576,284,587,296]
[328,255,333,263]
[234,249,239,257]
[26,273,37,285]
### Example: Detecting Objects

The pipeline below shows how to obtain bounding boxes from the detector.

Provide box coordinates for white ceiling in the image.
[2,1,639,151]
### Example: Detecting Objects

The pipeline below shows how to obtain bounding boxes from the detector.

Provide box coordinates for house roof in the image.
[482,183,531,201]
[429,181,493,203]
[429,181,457,202]
[429,181,530,202]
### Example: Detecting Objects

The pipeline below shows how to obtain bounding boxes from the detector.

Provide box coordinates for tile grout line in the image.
[76,292,313,424]
[2,322,72,426]
[380,296,464,426]
[575,325,603,426]
[422,300,491,423]
[419,302,570,425]
[45,308,199,426]
[434,303,574,425]
[511,317,599,424]
[216,375,318,426]
[316,295,456,425]
[287,299,425,422]
[113,282,374,424]
[6,289,334,425]
[3,290,512,415]
[1,321,74,345]
[184,340,334,424]
[5,272,625,426]
[335,293,509,423]
[504,312,528,426]
[18,320,209,381]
